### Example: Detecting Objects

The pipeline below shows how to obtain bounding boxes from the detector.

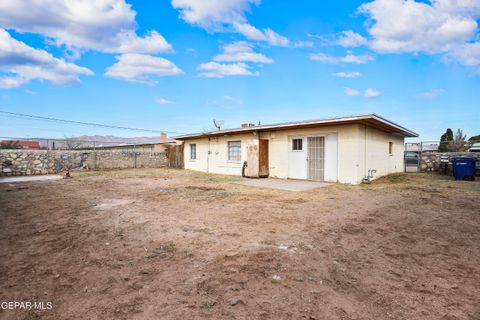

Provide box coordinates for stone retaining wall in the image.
[0,150,168,176]
[421,152,480,173]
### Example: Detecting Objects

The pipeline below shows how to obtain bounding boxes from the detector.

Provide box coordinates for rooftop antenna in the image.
[213,119,224,131]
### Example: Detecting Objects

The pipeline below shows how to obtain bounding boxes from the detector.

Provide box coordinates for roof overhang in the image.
[174,114,419,140]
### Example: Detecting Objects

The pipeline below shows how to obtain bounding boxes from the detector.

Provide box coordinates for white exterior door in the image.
[324,133,338,182]
[288,134,338,182]
[288,137,307,179]
[208,138,220,174]
[307,136,325,181]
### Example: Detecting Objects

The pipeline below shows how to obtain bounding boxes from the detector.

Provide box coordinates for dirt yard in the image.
[0,169,479,320]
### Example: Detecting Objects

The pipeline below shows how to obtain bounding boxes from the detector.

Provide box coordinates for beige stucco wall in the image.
[182,124,405,184]
[184,134,257,175]
[259,124,359,183]
[357,125,405,182]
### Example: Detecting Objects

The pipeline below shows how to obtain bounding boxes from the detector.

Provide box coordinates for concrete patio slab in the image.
[0,175,63,184]
[236,178,330,192]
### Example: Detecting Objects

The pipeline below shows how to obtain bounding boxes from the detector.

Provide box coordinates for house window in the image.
[190,144,196,160]
[388,142,393,155]
[292,138,303,151]
[228,141,241,161]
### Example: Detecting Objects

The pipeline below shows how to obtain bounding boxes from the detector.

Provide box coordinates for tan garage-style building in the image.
[175,114,418,184]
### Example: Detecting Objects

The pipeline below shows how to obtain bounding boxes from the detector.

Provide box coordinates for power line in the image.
[0,110,186,134]
[0,136,165,144]
[0,110,187,135]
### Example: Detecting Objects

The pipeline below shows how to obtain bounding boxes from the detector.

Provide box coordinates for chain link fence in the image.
[0,136,170,152]
[405,140,480,153]
[404,140,480,173]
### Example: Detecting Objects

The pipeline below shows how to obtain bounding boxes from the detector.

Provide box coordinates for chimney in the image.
[160,132,167,143]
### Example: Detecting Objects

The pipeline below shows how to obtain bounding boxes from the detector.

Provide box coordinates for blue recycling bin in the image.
[452,157,476,181]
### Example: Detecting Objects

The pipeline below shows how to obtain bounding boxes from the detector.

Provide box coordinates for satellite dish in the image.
[213,119,224,131]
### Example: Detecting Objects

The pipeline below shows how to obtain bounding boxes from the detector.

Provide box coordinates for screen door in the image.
[307,136,325,181]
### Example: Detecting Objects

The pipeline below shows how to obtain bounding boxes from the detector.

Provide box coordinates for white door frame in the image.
[306,135,326,181]
[288,133,338,182]
[288,136,307,179]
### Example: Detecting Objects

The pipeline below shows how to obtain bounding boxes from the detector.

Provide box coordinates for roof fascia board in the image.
[175,114,418,139]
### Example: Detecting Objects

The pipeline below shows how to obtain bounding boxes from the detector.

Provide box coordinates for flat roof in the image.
[174,114,419,139]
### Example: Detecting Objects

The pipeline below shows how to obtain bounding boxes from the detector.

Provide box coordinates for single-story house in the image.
[92,141,176,153]
[469,142,480,152]
[1,140,41,150]
[175,114,418,184]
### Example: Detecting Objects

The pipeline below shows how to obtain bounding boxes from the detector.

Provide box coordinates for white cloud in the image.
[214,41,273,64]
[172,0,289,46]
[344,87,381,98]
[451,42,480,66]
[105,53,183,84]
[233,23,266,40]
[293,40,314,48]
[197,62,258,78]
[333,71,362,78]
[344,88,361,96]
[262,28,290,47]
[306,33,324,39]
[172,0,259,29]
[155,97,173,105]
[307,31,367,47]
[310,53,338,63]
[232,23,289,46]
[208,95,243,109]
[208,100,234,109]
[364,88,381,98]
[337,30,368,47]
[0,29,93,88]
[420,89,444,99]
[358,0,480,68]
[202,41,271,79]
[310,52,374,64]
[0,0,172,55]
[186,48,197,55]
[110,30,173,54]
[0,77,23,89]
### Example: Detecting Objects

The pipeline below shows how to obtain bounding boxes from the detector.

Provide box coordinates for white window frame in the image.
[190,144,196,160]
[228,141,242,162]
[292,138,303,151]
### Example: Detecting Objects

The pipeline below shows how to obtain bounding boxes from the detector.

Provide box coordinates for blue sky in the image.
[0,0,479,141]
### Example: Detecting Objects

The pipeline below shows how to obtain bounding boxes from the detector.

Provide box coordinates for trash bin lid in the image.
[453,157,476,161]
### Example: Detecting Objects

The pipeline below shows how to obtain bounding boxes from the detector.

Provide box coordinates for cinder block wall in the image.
[0,150,168,176]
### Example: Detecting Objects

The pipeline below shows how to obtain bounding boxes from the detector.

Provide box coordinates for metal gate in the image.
[404,143,420,173]
[307,136,325,181]
[404,151,419,172]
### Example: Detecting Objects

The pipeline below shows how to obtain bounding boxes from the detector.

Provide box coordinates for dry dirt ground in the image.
[0,169,479,320]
